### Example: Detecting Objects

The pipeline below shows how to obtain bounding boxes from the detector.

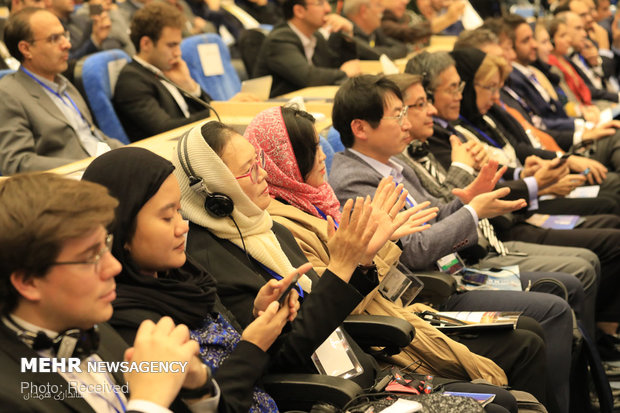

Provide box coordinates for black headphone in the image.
[8,317,100,360]
[407,140,430,159]
[177,127,234,218]
[421,71,435,104]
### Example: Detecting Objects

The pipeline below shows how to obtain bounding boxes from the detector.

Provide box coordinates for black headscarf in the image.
[451,48,513,150]
[82,147,216,329]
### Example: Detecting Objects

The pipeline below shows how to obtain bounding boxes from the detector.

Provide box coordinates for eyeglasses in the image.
[383,105,409,126]
[305,0,326,6]
[476,83,501,95]
[407,99,432,111]
[235,149,265,183]
[438,81,465,96]
[29,30,70,44]
[50,234,113,274]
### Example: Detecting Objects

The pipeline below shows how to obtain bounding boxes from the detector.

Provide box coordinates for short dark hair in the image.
[200,121,238,156]
[281,0,307,20]
[501,14,528,47]
[0,173,117,315]
[130,2,184,52]
[282,106,317,180]
[332,75,402,148]
[4,7,43,62]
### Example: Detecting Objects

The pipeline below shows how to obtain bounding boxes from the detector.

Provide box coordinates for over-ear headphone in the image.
[7,317,99,360]
[407,140,430,159]
[177,128,234,218]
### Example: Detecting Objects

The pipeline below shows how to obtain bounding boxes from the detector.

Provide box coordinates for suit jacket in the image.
[352,23,408,60]
[186,221,379,388]
[113,61,212,142]
[328,149,478,270]
[0,322,129,413]
[0,69,123,174]
[253,23,357,97]
[506,69,576,131]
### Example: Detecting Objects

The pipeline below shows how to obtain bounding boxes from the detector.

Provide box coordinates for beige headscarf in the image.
[172,123,312,292]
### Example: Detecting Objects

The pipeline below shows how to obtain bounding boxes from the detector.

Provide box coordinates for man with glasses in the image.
[0,173,216,412]
[343,0,407,60]
[328,75,579,411]
[0,7,123,175]
[253,0,362,97]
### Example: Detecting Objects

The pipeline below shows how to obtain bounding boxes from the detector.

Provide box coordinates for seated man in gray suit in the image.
[0,7,123,174]
[0,173,213,412]
[328,74,581,412]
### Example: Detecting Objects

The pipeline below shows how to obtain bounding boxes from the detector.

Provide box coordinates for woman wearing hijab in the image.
[82,147,303,413]
[174,120,397,389]
[175,119,530,413]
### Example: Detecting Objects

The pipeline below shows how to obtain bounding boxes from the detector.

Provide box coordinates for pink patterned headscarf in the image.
[244,106,342,223]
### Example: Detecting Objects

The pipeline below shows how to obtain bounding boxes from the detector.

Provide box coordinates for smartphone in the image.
[90,3,103,16]
[277,274,300,306]
[461,270,488,286]
[552,153,570,168]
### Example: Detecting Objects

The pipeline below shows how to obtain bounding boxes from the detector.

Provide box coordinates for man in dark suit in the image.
[502,13,620,173]
[113,2,213,142]
[0,7,123,175]
[327,75,578,411]
[343,0,408,60]
[253,0,361,97]
[0,173,215,412]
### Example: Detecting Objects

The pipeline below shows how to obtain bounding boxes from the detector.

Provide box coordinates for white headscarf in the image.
[172,123,312,292]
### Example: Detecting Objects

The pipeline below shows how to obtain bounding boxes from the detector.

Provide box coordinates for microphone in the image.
[153,71,221,122]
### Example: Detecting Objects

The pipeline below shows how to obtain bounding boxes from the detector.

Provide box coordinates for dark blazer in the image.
[0,69,123,174]
[186,221,379,388]
[0,322,129,412]
[328,149,478,270]
[569,54,619,103]
[352,23,408,60]
[253,23,357,97]
[506,68,576,131]
[113,61,212,142]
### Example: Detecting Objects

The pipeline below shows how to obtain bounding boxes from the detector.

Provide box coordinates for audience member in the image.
[253,0,362,97]
[0,173,214,412]
[327,74,585,412]
[418,0,465,35]
[82,147,300,412]
[75,0,136,55]
[245,105,557,403]
[502,14,620,172]
[343,0,408,60]
[48,0,112,60]
[0,7,123,175]
[380,0,432,45]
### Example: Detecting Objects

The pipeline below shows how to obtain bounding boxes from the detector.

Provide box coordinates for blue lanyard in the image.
[66,356,127,413]
[315,206,339,228]
[257,262,305,299]
[21,67,95,133]
[393,182,415,208]
[458,115,502,148]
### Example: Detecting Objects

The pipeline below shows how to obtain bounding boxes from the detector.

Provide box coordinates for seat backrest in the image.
[74,49,131,143]
[181,34,241,101]
[237,28,267,78]
[326,126,345,153]
[319,136,335,174]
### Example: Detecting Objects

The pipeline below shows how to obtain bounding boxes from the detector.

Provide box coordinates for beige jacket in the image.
[268,199,508,385]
